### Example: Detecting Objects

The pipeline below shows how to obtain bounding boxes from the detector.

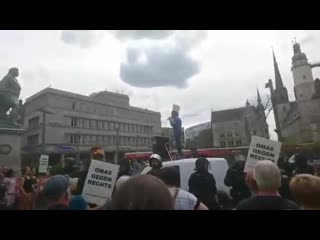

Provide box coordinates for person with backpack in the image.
[188,158,219,210]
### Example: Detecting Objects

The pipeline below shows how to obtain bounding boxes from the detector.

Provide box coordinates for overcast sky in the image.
[1,30,320,140]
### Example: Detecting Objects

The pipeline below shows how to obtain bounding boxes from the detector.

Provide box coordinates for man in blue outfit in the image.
[168,110,183,157]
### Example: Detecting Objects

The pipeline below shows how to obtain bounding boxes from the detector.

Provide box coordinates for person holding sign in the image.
[168,107,183,157]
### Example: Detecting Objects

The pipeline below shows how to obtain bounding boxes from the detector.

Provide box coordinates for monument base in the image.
[0,128,24,173]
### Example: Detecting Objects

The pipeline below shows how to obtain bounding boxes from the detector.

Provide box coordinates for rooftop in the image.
[25,87,160,115]
[211,106,254,123]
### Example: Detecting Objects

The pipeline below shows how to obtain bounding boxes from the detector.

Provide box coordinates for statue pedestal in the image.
[0,128,24,173]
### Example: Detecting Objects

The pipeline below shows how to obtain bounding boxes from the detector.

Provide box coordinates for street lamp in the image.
[76,131,81,162]
[36,108,53,153]
[136,135,139,151]
[115,127,119,164]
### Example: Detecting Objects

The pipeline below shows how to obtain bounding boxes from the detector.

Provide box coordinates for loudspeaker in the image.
[152,136,170,160]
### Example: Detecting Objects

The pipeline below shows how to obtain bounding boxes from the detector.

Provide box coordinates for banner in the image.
[82,160,119,206]
[38,155,49,173]
[244,136,282,173]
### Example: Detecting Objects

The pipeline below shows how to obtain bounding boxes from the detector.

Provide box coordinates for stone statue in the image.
[0,68,21,127]
[9,99,24,126]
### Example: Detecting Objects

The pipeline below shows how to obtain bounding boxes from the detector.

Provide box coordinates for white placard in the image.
[172,104,180,114]
[82,160,120,206]
[38,155,49,173]
[244,136,282,173]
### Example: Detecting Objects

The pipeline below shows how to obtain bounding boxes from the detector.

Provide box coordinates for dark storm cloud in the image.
[120,30,207,88]
[120,45,200,88]
[59,30,208,88]
[61,30,104,48]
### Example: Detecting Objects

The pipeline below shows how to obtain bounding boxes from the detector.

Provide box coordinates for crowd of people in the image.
[0,151,319,210]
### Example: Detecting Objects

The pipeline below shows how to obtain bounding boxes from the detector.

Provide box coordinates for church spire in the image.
[257,88,262,104]
[273,50,285,90]
[246,99,250,107]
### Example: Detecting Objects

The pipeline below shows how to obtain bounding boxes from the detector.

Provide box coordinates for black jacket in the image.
[224,161,251,201]
[188,171,217,209]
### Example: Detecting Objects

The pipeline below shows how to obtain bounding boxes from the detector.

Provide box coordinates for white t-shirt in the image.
[4,177,17,206]
[169,187,200,210]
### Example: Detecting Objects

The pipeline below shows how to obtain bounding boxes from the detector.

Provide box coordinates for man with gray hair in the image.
[236,160,299,210]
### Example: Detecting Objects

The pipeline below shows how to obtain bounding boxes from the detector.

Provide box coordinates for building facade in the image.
[22,88,161,163]
[211,91,269,148]
[185,122,211,141]
[270,41,320,144]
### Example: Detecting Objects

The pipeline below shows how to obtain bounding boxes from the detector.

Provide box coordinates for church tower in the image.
[256,88,264,114]
[272,50,289,105]
[291,39,314,101]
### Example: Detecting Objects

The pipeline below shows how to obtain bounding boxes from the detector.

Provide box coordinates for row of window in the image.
[220,140,242,147]
[70,117,153,134]
[27,134,39,145]
[71,102,154,122]
[28,117,40,129]
[220,132,240,138]
[219,128,269,138]
[69,135,152,146]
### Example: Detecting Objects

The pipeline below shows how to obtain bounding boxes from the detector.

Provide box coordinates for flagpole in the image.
[210,108,213,148]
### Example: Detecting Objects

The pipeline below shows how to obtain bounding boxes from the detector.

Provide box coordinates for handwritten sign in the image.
[172,104,180,114]
[82,160,119,206]
[244,136,282,173]
[38,155,49,173]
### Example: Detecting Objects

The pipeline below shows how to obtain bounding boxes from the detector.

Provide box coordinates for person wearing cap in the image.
[43,175,72,210]
[148,154,162,176]
[168,111,183,157]
[68,195,89,210]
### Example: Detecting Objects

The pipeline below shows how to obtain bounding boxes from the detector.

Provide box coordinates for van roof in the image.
[164,158,226,166]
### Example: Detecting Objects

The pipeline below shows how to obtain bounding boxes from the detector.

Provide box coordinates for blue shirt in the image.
[169,116,182,137]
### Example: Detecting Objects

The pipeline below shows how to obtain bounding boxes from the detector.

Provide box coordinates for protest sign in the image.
[172,104,180,114]
[82,160,119,206]
[38,155,49,173]
[244,136,282,173]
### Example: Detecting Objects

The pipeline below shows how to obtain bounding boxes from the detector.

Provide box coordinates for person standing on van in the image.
[188,158,219,210]
[168,111,183,157]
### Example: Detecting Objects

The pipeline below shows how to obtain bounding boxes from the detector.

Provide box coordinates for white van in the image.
[141,158,230,194]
